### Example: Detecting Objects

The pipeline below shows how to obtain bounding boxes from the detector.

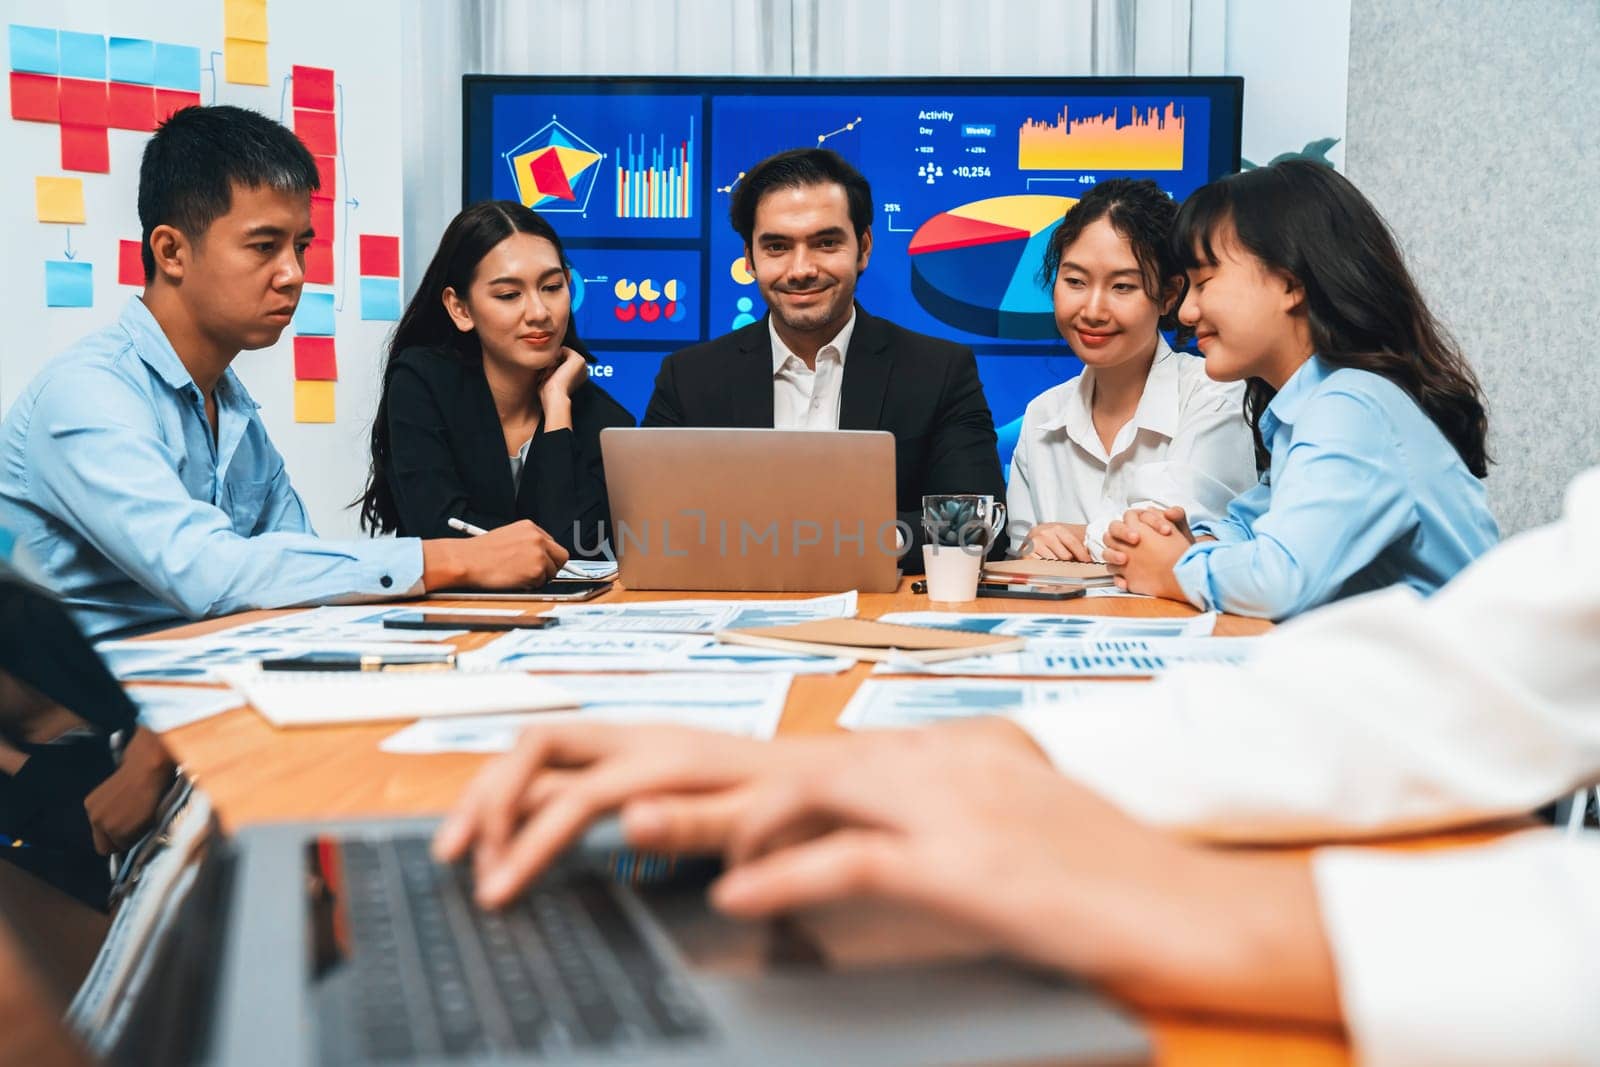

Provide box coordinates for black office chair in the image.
[0,574,140,910]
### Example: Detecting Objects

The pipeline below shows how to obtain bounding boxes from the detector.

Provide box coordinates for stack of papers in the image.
[875,611,1218,640]
[717,618,1024,664]
[982,559,1116,585]
[838,678,1101,730]
[97,636,449,682]
[380,673,793,753]
[549,591,857,633]
[872,636,1260,676]
[219,667,579,728]
[458,630,851,674]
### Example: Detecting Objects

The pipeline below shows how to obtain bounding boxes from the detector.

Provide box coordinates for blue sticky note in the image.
[153,42,200,92]
[293,291,335,336]
[58,31,105,79]
[45,261,93,308]
[359,277,401,321]
[108,36,155,84]
[9,24,58,74]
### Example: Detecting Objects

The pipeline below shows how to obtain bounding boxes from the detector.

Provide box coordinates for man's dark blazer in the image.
[642,306,1008,564]
[384,346,635,558]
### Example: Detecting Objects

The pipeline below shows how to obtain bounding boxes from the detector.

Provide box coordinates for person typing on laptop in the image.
[0,106,566,640]
[642,148,1009,566]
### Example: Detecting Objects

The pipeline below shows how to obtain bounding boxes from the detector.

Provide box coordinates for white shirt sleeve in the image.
[1314,833,1600,1067]
[1009,468,1600,842]
[1005,423,1040,557]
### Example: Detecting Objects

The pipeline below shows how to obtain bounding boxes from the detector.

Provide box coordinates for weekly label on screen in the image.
[467,78,1238,461]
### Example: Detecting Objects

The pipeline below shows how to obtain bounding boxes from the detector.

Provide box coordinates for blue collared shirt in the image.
[0,298,423,637]
[1174,356,1499,620]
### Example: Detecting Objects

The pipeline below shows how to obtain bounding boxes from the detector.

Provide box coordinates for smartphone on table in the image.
[382,612,558,632]
[975,581,1089,601]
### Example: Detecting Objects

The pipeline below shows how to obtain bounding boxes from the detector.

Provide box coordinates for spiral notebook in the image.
[217,667,578,728]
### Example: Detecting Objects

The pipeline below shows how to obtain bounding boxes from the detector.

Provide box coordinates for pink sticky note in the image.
[118,239,145,286]
[61,123,110,172]
[359,235,400,278]
[294,108,336,156]
[108,82,156,131]
[303,239,334,286]
[57,78,108,127]
[291,65,334,111]
[10,73,60,123]
[293,336,338,380]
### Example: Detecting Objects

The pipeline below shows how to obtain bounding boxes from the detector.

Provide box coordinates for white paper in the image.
[873,636,1260,676]
[380,673,792,753]
[875,611,1217,640]
[556,559,620,580]
[458,630,851,674]
[548,591,858,634]
[201,605,476,644]
[837,678,1103,730]
[219,667,577,728]
[96,637,450,682]
[127,686,245,732]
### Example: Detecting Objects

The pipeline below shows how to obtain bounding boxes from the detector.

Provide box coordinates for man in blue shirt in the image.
[0,106,566,639]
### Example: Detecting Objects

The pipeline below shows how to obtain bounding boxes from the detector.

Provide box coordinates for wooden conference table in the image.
[151,580,1506,1066]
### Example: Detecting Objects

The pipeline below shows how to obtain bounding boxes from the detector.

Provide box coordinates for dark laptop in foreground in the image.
[601,428,904,594]
[91,809,1148,1065]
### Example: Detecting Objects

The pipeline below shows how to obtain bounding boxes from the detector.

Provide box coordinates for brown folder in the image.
[717,618,1023,664]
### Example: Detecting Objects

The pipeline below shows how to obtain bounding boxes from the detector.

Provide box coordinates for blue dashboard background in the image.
[464,77,1242,470]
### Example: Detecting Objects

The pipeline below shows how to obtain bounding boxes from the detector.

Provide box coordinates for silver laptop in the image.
[188,816,1149,1065]
[601,429,902,594]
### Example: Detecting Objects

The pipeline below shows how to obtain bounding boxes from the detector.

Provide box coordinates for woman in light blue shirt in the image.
[1104,161,1498,619]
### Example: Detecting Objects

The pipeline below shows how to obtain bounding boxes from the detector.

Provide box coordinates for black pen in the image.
[259,651,456,672]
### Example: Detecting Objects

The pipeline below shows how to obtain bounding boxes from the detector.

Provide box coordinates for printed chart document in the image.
[459,630,851,674]
[197,604,530,643]
[838,678,1102,730]
[381,673,793,754]
[548,591,857,633]
[875,611,1217,640]
[97,637,449,683]
[872,637,1260,676]
[219,667,578,728]
[128,685,246,732]
[557,559,620,580]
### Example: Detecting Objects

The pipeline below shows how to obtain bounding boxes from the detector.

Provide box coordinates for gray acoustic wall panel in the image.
[1346,0,1600,532]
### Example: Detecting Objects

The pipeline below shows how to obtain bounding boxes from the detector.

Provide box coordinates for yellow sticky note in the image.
[35,177,86,224]
[224,0,269,42]
[224,38,269,86]
[294,380,335,423]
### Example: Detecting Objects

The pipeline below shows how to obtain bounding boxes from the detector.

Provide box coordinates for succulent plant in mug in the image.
[923,496,988,549]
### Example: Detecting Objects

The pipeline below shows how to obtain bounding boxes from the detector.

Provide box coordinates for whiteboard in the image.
[1,0,402,537]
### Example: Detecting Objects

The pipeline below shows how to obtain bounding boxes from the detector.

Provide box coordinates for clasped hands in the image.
[1103,504,1197,600]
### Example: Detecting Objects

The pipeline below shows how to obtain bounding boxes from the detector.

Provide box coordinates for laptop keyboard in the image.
[334,835,712,1062]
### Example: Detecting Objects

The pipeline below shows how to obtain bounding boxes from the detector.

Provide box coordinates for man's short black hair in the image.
[729,148,873,248]
[137,104,320,280]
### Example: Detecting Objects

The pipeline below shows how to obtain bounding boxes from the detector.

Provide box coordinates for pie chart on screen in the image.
[907,194,1076,339]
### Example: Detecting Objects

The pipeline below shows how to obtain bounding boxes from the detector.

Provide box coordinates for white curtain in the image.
[399,0,1220,288]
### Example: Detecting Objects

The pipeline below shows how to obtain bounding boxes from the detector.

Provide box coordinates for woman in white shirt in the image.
[1008,179,1257,561]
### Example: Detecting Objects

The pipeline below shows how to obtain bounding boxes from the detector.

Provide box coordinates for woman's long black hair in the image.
[358,201,587,533]
[1172,161,1490,477]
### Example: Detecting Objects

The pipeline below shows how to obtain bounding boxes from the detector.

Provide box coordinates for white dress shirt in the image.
[1005,338,1256,560]
[1314,833,1600,1066]
[1009,467,1600,1065]
[771,311,855,430]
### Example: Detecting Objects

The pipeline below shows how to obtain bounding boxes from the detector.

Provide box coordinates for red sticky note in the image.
[313,154,336,202]
[293,336,337,380]
[58,78,109,127]
[10,73,60,123]
[310,197,334,241]
[303,239,334,285]
[108,82,156,131]
[154,89,201,124]
[291,66,334,111]
[294,108,336,156]
[359,235,400,278]
[118,239,145,286]
[61,124,110,173]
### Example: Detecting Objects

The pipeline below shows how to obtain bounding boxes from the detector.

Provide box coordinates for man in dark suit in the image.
[644,148,1008,564]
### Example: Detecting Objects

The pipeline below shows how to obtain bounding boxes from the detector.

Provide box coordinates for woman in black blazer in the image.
[360,202,633,557]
